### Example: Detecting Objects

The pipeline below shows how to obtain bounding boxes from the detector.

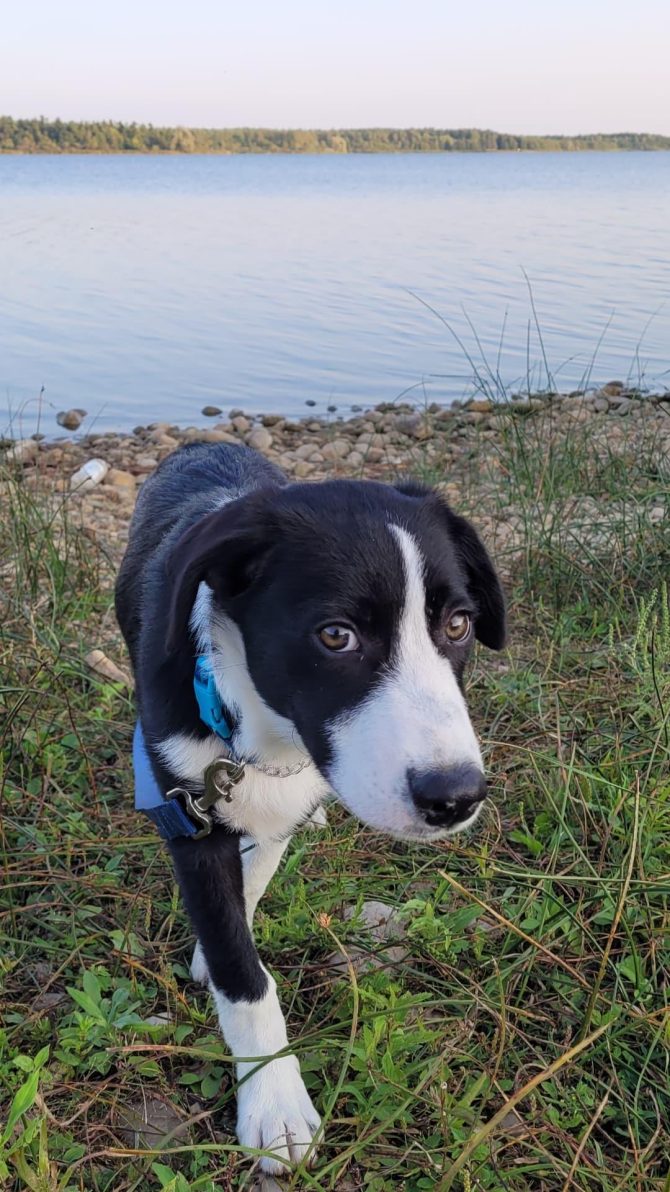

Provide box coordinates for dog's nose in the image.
[408,765,487,828]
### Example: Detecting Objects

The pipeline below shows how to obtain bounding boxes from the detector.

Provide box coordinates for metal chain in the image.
[249,755,314,778]
[224,736,314,779]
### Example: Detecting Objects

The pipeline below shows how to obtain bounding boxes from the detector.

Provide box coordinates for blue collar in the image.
[193,655,233,741]
[134,655,237,840]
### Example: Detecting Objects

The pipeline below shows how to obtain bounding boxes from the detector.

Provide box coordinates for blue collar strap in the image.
[134,655,238,840]
[193,655,233,740]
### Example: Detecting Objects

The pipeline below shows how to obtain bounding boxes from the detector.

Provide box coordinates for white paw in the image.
[190,941,209,985]
[306,804,328,830]
[237,1055,320,1174]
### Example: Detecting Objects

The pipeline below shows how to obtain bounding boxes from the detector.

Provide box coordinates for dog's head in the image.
[166,479,506,841]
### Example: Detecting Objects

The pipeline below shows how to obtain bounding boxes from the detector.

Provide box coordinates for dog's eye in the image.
[445,611,471,643]
[319,625,360,652]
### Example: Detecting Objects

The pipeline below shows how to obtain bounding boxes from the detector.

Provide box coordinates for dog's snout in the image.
[408,764,487,828]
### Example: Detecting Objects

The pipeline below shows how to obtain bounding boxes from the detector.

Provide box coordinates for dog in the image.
[114,440,506,1175]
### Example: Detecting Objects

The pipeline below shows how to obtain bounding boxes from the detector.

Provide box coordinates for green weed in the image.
[1,409,669,1191]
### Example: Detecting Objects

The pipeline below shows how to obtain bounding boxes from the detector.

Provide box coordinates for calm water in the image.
[1,152,669,435]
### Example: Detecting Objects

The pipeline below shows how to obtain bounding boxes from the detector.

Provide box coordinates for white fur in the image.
[157,728,326,841]
[190,939,208,985]
[326,524,484,840]
[212,973,320,1174]
[241,836,290,926]
[155,583,329,843]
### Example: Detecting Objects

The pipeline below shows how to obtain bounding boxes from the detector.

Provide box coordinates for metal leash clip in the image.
[166,758,245,839]
[203,757,246,805]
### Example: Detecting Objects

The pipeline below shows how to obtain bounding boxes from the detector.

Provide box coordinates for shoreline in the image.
[3,384,668,567]
[4,385,669,484]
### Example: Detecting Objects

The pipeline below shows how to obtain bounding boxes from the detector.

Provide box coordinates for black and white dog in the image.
[115,441,505,1175]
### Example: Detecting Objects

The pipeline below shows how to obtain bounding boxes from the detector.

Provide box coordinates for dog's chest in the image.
[156,729,327,841]
[213,763,327,840]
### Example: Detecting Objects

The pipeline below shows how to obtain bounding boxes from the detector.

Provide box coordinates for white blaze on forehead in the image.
[326,522,483,839]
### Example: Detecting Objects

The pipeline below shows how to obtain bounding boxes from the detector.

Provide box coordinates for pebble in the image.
[200,428,236,444]
[114,1094,190,1147]
[105,468,136,488]
[6,438,39,463]
[321,438,350,461]
[247,427,273,452]
[134,455,158,472]
[150,432,179,448]
[600,380,625,397]
[231,416,251,434]
[57,409,86,431]
[324,900,408,981]
[201,405,222,417]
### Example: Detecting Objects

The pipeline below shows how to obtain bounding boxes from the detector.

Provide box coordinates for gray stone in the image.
[57,409,86,431]
[344,900,406,943]
[150,432,179,448]
[321,438,351,461]
[5,438,39,463]
[200,428,233,444]
[201,405,222,417]
[105,468,136,488]
[395,413,422,435]
[115,1094,190,1148]
[135,455,158,472]
[324,943,407,980]
[600,380,625,397]
[247,427,273,452]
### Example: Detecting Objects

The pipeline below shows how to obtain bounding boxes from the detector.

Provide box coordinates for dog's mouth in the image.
[388,798,487,843]
[326,772,488,844]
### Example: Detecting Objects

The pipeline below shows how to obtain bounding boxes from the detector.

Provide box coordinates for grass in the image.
[1,401,669,1191]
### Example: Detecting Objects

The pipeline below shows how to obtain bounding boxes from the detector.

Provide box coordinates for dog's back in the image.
[115,441,285,667]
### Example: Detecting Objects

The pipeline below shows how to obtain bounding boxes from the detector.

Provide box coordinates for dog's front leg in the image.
[240,835,290,926]
[170,829,320,1175]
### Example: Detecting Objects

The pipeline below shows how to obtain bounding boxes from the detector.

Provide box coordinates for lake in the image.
[1,151,669,436]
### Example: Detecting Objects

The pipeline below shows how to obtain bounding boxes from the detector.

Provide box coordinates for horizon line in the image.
[3,115,670,139]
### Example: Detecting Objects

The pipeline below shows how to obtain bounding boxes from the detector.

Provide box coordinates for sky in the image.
[2,0,669,134]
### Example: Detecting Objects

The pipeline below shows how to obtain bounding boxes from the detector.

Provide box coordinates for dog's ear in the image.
[164,494,272,654]
[395,481,507,650]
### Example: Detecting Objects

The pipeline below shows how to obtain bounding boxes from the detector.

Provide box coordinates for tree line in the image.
[1,117,668,154]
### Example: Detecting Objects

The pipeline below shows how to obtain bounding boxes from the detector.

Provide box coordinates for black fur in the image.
[115,441,506,1006]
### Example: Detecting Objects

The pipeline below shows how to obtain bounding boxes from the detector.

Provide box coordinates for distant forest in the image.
[1,118,669,154]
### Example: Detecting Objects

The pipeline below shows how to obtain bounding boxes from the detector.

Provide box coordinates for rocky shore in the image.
[3,383,669,565]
